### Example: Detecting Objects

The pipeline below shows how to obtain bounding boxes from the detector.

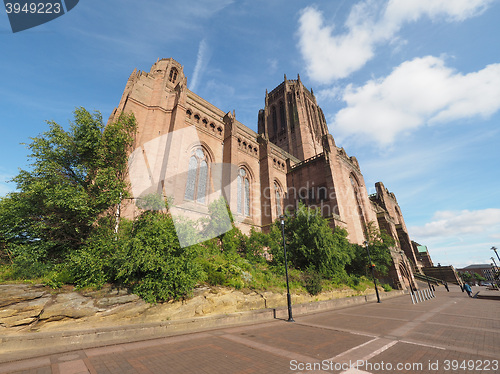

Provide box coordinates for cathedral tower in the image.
[258,75,328,161]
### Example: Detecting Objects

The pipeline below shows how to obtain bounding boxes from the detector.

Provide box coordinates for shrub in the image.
[381,283,392,292]
[304,270,323,295]
[114,211,205,303]
[271,204,353,279]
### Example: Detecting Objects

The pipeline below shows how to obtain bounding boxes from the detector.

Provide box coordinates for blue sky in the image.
[1,0,499,269]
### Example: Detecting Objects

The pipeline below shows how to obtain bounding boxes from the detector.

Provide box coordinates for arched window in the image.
[279,101,286,132]
[275,182,282,216]
[237,168,250,216]
[271,106,278,135]
[169,67,178,83]
[184,148,209,204]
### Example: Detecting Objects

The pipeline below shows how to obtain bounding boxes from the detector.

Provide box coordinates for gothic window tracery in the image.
[275,182,283,216]
[184,148,209,204]
[237,168,251,216]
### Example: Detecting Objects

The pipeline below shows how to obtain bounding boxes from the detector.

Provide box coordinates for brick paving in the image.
[0,285,498,374]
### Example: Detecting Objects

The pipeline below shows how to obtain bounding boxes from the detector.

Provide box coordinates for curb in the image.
[0,290,405,363]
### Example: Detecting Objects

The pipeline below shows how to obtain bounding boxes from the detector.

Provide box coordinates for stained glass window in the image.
[237,168,250,216]
[184,156,197,201]
[197,160,208,204]
[184,148,209,204]
[244,178,250,216]
[275,182,282,216]
[237,175,242,214]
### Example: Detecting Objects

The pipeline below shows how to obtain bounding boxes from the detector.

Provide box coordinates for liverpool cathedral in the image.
[108,58,433,290]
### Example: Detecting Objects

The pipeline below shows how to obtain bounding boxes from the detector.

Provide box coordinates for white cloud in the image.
[297,0,493,83]
[189,39,210,92]
[333,57,500,145]
[410,208,500,239]
[409,208,500,267]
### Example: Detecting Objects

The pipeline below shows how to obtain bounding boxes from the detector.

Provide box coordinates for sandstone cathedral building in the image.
[108,58,433,290]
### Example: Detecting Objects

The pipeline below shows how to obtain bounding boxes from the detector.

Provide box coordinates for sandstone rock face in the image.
[0,283,375,334]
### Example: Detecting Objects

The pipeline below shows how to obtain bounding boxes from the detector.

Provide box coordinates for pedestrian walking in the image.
[464,283,472,297]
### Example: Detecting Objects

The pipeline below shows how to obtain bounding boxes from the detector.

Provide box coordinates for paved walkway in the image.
[0,285,498,374]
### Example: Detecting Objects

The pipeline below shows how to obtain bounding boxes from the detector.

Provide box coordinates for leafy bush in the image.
[271,204,353,279]
[381,283,392,292]
[9,244,53,279]
[113,211,205,303]
[303,270,323,295]
[346,222,394,277]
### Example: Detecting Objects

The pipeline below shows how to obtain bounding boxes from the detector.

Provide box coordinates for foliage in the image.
[346,222,394,277]
[241,228,270,264]
[381,283,392,292]
[136,192,167,211]
[303,269,323,295]
[200,196,234,241]
[270,203,353,280]
[460,272,486,284]
[0,108,137,272]
[113,211,205,303]
[68,217,129,289]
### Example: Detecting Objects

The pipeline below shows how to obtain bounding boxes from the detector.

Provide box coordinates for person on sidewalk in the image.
[464,283,472,297]
[444,282,449,292]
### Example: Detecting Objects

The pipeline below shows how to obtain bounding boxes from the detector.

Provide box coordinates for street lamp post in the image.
[491,258,500,288]
[365,241,381,303]
[491,257,499,272]
[492,246,500,263]
[491,263,500,289]
[280,215,294,322]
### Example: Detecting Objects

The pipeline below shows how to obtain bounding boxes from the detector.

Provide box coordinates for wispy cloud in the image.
[332,57,500,145]
[189,39,210,92]
[297,0,493,83]
[410,209,500,238]
[409,208,500,267]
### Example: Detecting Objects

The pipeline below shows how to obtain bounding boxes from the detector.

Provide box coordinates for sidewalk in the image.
[0,284,498,373]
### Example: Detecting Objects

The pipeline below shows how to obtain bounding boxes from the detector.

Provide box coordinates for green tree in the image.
[472,272,486,282]
[460,272,473,283]
[347,222,394,276]
[271,203,353,280]
[0,108,137,274]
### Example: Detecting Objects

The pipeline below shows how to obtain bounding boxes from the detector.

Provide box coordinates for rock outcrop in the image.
[0,283,375,334]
